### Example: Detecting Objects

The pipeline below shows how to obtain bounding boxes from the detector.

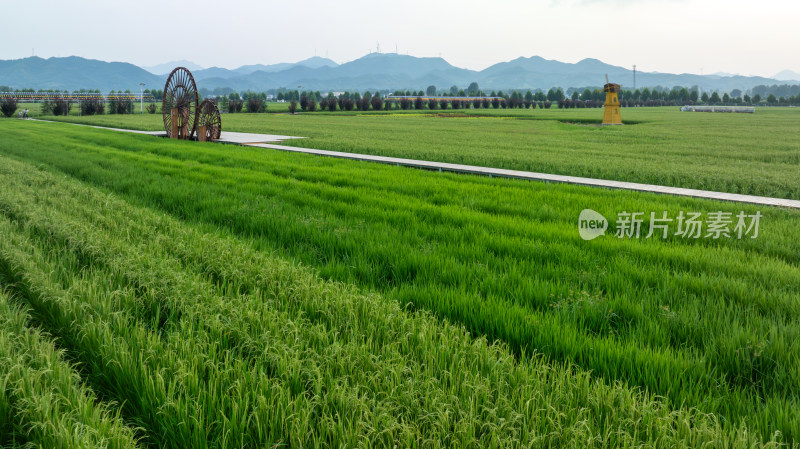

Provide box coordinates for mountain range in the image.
[0,56,163,91]
[142,60,205,75]
[0,54,796,93]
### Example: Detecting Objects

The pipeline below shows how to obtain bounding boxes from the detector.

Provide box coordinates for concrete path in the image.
[76,125,304,145]
[251,143,800,209]
[34,120,800,209]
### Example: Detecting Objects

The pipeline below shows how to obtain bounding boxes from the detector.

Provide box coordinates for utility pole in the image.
[139,83,145,114]
[633,65,636,91]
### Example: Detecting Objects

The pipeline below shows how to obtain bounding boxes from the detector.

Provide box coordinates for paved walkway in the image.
[78,125,304,145]
[251,143,800,209]
[35,120,800,209]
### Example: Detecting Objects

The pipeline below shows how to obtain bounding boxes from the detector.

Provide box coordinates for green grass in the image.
[0,152,767,448]
[43,106,800,200]
[2,119,799,445]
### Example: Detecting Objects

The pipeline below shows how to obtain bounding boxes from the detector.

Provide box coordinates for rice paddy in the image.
[1,111,799,448]
[46,107,800,199]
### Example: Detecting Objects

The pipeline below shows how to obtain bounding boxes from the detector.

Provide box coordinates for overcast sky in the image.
[4,0,799,77]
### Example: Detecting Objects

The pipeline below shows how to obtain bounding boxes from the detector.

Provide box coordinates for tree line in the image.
[4,81,800,118]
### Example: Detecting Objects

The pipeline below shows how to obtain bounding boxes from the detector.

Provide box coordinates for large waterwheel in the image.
[162,67,199,139]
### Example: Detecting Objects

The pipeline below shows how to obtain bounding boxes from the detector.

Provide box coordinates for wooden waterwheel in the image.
[162,67,199,139]
[197,99,222,142]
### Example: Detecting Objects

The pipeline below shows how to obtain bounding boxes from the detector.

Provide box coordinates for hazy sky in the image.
[4,0,799,77]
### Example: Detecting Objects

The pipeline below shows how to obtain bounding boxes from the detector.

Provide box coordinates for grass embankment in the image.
[2,120,799,444]
[0,154,764,447]
[44,107,800,199]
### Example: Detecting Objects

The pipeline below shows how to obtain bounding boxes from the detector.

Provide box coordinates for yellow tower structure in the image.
[602,75,623,125]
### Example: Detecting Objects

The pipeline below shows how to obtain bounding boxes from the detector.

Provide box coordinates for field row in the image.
[0,290,137,448]
[2,120,799,444]
[0,154,766,448]
[43,107,800,200]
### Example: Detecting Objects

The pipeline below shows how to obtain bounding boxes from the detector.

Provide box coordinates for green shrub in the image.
[246,98,264,113]
[227,99,243,113]
[80,98,105,116]
[0,97,18,117]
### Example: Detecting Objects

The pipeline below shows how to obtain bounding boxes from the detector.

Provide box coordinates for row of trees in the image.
[4,82,799,118]
[195,85,800,114]
[0,87,156,116]
[559,86,800,107]
[223,81,800,106]
[277,87,800,113]
[0,87,164,100]
[749,84,800,99]
[696,91,800,106]
[389,97,554,111]
[8,95,136,116]
[4,82,800,104]
[215,91,269,113]
[283,92,556,113]
[39,96,134,116]
[389,87,563,102]
[0,96,81,117]
[0,87,104,93]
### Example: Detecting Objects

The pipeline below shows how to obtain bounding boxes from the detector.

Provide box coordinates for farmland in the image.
[1,116,799,447]
[46,107,800,199]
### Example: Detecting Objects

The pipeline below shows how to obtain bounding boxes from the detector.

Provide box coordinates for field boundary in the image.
[31,119,800,209]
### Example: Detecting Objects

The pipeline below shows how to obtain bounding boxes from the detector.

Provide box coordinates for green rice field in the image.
[46,107,800,199]
[1,111,799,447]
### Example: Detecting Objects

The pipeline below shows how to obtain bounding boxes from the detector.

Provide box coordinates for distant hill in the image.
[192,66,240,81]
[0,54,795,94]
[474,56,782,92]
[774,70,800,82]
[0,56,164,91]
[192,53,784,93]
[478,57,630,90]
[193,57,339,81]
[142,60,205,75]
[233,56,338,75]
